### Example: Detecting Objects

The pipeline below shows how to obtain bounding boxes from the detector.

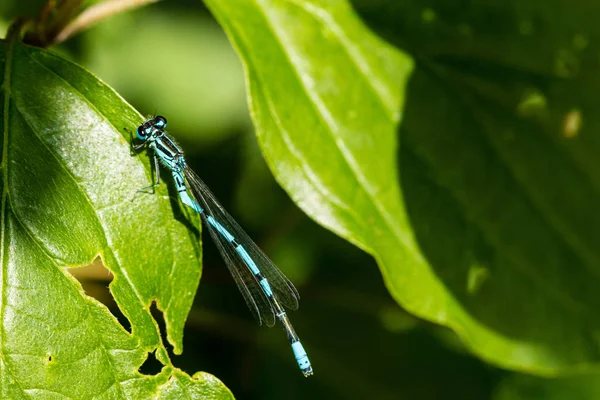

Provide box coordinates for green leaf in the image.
[203,0,412,265]
[206,0,600,376]
[0,29,232,398]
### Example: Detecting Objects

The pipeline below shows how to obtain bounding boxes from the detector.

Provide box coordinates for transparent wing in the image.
[184,168,300,327]
[212,233,275,327]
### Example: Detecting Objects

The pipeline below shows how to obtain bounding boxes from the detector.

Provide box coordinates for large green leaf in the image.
[206,0,600,376]
[0,29,232,398]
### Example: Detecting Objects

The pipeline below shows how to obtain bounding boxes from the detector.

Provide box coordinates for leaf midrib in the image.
[0,27,26,400]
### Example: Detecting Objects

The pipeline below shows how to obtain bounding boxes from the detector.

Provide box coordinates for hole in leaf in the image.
[68,258,132,333]
[137,302,171,375]
[139,349,164,375]
[149,300,174,356]
[47,354,53,363]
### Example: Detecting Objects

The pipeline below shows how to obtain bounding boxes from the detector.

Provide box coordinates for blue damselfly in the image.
[131,115,313,377]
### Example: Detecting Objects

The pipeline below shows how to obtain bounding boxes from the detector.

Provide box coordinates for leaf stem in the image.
[52,0,160,45]
[4,18,30,43]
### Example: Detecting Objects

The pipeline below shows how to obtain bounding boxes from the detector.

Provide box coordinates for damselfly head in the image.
[152,115,168,130]
[136,115,167,140]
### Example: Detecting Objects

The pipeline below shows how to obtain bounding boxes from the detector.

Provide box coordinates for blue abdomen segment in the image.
[292,341,313,375]
[234,243,260,275]
[205,215,274,297]
[259,277,274,297]
[206,215,234,242]
[173,171,203,213]
[180,191,202,213]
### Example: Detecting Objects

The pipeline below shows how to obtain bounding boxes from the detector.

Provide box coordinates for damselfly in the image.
[131,115,313,377]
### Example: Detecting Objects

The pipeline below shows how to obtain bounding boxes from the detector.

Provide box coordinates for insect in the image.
[131,115,313,377]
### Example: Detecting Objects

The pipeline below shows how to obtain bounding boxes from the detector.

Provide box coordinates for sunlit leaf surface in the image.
[0,34,232,398]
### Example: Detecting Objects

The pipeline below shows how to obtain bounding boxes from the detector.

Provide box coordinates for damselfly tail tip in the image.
[292,341,313,377]
[302,366,314,377]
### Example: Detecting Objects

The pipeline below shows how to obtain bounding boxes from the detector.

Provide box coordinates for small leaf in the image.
[0,29,232,398]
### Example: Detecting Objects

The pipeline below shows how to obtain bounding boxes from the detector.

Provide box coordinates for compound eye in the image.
[153,115,167,129]
[136,126,148,140]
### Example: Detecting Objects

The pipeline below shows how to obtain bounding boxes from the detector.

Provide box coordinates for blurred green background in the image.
[0,1,556,399]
